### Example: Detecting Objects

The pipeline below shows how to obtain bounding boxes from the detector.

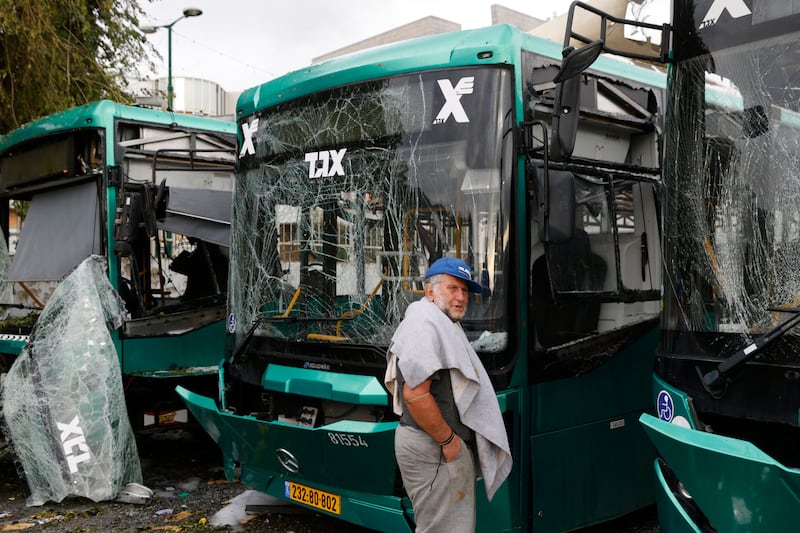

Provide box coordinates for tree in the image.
[0,0,155,134]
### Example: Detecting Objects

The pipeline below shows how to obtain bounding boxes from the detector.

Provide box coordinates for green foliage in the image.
[0,0,156,134]
[10,200,28,222]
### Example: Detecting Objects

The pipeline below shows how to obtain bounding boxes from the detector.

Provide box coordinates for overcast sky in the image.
[138,0,578,92]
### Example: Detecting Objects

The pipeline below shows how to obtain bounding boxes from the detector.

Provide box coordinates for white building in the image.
[130,76,239,118]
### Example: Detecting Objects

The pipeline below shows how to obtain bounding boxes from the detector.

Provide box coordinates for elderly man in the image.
[385,257,512,532]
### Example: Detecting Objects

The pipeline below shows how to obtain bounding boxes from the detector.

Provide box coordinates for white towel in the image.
[385,298,512,501]
[384,351,403,416]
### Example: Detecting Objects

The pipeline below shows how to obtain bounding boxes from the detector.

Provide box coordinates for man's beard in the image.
[434,293,464,322]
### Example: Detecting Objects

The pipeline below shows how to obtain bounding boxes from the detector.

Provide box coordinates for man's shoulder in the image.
[404,298,445,322]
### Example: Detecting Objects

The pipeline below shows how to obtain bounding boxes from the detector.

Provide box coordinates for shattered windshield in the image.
[662,30,800,357]
[232,67,513,351]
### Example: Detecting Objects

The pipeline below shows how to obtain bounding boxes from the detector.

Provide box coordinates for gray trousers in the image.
[395,425,476,533]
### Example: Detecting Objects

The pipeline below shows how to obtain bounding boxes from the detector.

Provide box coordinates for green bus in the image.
[0,100,236,429]
[627,1,800,531]
[178,22,664,532]
[555,1,800,531]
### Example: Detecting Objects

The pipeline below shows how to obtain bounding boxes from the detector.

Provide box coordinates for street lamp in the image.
[140,7,203,111]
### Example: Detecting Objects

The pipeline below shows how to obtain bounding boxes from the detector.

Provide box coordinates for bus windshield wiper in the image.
[699,308,800,399]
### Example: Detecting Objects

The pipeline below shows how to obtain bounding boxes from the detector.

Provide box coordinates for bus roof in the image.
[0,100,235,155]
[237,23,666,118]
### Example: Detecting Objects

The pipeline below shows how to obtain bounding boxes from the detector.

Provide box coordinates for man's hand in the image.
[441,433,462,462]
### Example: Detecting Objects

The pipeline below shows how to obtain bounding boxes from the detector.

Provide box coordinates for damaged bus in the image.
[178,23,664,532]
[558,0,800,531]
[0,100,235,429]
[627,1,800,532]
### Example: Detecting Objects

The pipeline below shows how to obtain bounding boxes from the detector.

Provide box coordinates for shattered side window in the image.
[232,67,513,351]
[662,31,800,346]
[116,186,230,319]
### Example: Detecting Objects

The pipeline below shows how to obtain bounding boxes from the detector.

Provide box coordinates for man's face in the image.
[426,273,469,321]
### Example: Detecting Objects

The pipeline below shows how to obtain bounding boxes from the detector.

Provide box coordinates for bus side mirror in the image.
[550,40,603,161]
[536,167,576,243]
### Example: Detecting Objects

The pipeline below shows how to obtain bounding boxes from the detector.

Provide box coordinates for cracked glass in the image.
[661,27,800,363]
[1,256,141,505]
[232,67,513,352]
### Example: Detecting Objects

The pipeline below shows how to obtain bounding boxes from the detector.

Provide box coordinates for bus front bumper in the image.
[176,385,414,532]
[640,413,800,533]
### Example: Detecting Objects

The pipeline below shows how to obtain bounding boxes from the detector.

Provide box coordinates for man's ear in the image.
[424,283,435,301]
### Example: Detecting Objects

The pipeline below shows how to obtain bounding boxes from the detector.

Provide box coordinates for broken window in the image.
[232,67,513,352]
[0,121,235,338]
[524,49,662,352]
[0,129,106,313]
[661,29,800,361]
[110,122,235,327]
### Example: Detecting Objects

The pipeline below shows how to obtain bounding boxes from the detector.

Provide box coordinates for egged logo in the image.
[239,118,259,157]
[700,0,751,28]
[305,148,347,179]
[433,77,474,125]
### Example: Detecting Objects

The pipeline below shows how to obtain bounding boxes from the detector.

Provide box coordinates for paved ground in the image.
[0,428,367,532]
[0,428,658,532]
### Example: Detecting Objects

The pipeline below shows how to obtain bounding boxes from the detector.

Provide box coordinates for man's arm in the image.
[403,380,462,462]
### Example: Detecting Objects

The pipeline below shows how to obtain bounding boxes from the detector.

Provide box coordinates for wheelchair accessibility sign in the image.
[657,390,674,422]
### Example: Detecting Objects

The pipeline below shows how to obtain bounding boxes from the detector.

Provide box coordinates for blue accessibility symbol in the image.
[657,390,674,422]
[227,313,236,334]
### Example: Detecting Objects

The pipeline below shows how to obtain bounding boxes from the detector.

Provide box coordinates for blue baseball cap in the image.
[425,257,483,294]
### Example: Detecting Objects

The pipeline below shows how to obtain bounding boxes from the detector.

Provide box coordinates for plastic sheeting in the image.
[1,256,141,505]
[8,181,103,283]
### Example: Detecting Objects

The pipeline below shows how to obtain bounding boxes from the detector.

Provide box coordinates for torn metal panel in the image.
[1,256,141,505]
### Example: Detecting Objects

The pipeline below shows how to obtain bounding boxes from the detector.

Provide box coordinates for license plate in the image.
[284,481,341,515]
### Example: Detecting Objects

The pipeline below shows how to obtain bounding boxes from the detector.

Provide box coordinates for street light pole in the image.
[140,8,203,112]
[166,24,174,111]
